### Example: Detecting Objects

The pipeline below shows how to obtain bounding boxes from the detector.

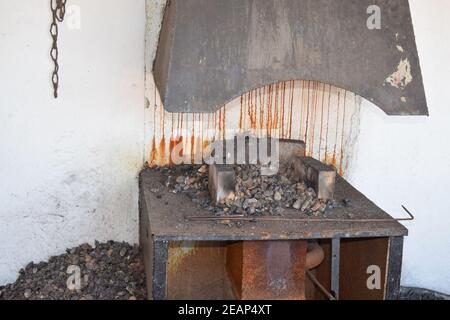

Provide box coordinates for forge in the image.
[140,145,408,299]
[140,0,427,300]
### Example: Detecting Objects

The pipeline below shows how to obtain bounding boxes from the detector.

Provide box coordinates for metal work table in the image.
[140,168,407,300]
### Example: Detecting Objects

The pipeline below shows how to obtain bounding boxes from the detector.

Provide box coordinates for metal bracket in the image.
[331,238,341,300]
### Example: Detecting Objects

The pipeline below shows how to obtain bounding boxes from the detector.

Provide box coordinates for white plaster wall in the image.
[348,0,450,294]
[0,0,146,285]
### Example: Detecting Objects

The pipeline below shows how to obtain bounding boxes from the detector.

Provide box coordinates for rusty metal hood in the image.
[153,0,428,115]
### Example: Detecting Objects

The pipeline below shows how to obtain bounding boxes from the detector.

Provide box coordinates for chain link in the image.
[50,0,67,99]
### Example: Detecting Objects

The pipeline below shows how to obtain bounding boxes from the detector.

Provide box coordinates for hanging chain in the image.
[50,0,67,99]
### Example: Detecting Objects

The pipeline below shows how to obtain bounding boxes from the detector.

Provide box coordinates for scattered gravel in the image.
[399,287,450,300]
[162,164,343,217]
[0,241,146,300]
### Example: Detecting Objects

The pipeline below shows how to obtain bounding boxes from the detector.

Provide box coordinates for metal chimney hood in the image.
[153,0,428,115]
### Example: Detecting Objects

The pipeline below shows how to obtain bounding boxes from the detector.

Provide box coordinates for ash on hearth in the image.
[160,164,342,217]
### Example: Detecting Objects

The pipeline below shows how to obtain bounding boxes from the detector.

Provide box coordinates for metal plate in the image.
[154,0,427,115]
[227,241,307,300]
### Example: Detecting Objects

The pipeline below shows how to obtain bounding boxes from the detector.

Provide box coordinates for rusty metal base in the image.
[227,241,307,300]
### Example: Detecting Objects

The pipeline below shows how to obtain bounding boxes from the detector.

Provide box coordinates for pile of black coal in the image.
[0,241,146,300]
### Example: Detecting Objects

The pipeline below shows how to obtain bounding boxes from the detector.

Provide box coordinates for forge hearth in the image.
[139,160,407,300]
[148,140,342,219]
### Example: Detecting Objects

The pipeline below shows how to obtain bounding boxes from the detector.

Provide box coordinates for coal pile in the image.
[0,241,146,300]
[163,164,341,217]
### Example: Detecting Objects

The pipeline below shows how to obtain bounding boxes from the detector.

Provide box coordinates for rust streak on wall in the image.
[339,91,347,176]
[318,83,326,161]
[239,95,244,132]
[288,80,294,140]
[147,80,360,177]
[281,82,286,139]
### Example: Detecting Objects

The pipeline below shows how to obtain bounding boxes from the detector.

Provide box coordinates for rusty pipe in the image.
[305,242,335,300]
[306,241,324,270]
[306,270,336,300]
